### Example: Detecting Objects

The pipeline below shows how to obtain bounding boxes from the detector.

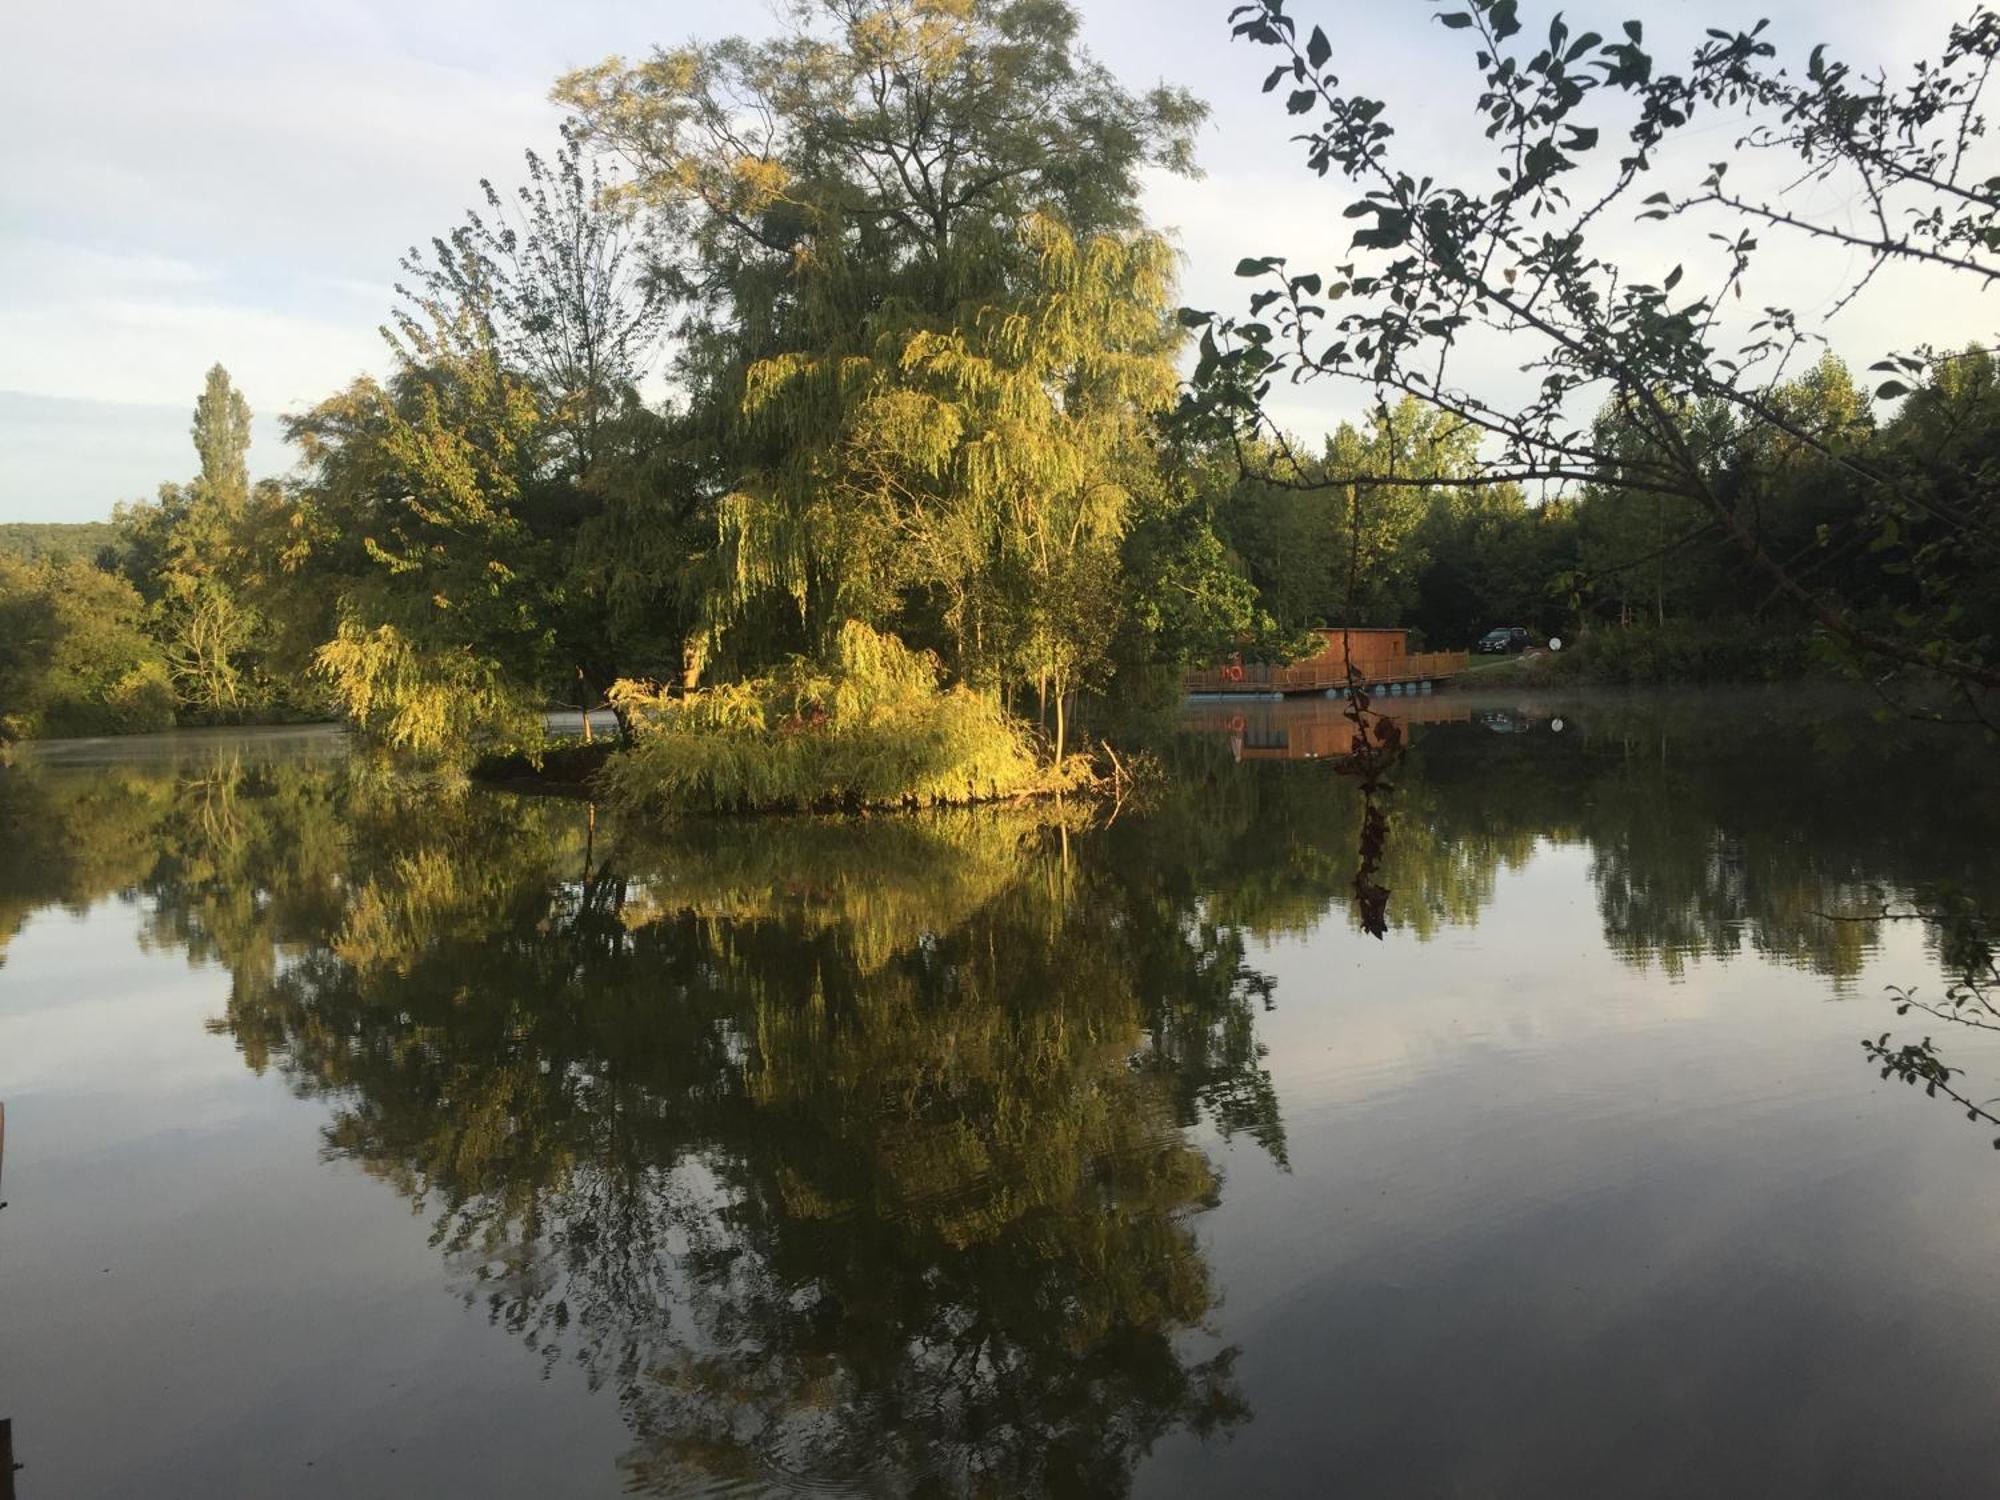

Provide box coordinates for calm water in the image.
[2,692,1997,1497]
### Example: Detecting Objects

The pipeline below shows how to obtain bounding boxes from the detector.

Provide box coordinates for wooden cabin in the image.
[1184,627,1467,697]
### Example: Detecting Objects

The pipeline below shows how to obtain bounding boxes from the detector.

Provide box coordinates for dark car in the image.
[1475,626,1534,654]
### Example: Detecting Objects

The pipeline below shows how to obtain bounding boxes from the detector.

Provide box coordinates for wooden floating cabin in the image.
[1185,627,1468,698]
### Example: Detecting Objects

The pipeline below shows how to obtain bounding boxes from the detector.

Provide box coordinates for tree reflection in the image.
[1163,691,2000,978]
[160,773,1272,1494]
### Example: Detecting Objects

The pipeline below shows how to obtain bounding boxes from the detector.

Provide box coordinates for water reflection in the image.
[3,696,1997,1493]
[6,745,1281,1493]
[1173,690,2000,974]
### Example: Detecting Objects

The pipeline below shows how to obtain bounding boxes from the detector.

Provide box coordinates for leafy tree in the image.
[1117,477,1291,669]
[711,216,1181,753]
[0,552,175,740]
[274,138,684,755]
[559,0,1207,708]
[1196,397,1508,643]
[284,326,556,757]
[115,366,273,716]
[395,131,670,482]
[558,0,1202,272]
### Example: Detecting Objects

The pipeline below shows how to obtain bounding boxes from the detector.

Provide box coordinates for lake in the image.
[2,690,1997,1497]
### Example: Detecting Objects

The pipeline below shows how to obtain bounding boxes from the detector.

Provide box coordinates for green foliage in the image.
[261,134,700,753]
[276,282,579,756]
[699,208,1184,745]
[1211,399,1496,634]
[112,365,287,720]
[0,521,119,563]
[558,0,1203,267]
[600,622,1080,815]
[1189,0,2000,709]
[0,553,175,740]
[313,616,544,759]
[561,1,1204,735]
[1118,483,1297,666]
[50,4,1233,758]
[1409,485,1573,643]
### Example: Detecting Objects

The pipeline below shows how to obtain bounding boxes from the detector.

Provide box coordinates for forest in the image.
[5,0,1997,800]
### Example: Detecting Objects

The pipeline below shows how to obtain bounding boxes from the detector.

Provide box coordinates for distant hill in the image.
[0,521,120,563]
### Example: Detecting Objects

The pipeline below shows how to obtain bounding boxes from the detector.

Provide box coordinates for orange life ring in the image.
[1222,664,1245,682]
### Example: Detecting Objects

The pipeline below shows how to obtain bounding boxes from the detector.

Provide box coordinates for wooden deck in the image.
[1184,648,1468,697]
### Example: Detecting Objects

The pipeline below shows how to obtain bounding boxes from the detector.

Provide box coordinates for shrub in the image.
[314,617,544,761]
[0,554,176,738]
[600,622,1084,816]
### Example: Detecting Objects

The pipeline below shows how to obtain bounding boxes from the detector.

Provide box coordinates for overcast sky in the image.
[0,0,1984,521]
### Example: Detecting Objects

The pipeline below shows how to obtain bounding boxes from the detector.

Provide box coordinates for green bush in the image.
[0,554,176,739]
[41,661,178,737]
[600,622,1084,816]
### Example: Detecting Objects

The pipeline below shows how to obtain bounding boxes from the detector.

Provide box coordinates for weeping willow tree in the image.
[712,216,1181,758]
[560,0,1205,718]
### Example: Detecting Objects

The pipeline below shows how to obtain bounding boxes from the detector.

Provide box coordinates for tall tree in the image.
[715,215,1182,752]
[116,365,267,716]
[558,0,1207,689]
[191,363,252,513]
[394,130,670,483]
[274,138,685,755]
[286,319,557,757]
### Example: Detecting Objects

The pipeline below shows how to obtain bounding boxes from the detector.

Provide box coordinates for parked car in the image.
[1475,626,1534,654]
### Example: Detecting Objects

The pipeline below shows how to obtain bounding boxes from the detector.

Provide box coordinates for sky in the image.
[0,0,1985,521]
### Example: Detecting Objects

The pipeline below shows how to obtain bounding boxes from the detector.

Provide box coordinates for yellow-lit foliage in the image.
[713,217,1179,724]
[601,621,1085,815]
[315,617,544,761]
